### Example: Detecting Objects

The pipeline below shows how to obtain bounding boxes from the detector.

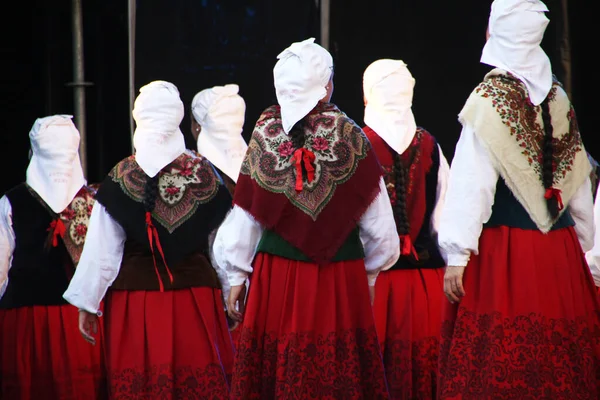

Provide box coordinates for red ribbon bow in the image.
[47,218,66,247]
[544,187,564,211]
[400,234,419,260]
[293,148,316,192]
[145,212,174,292]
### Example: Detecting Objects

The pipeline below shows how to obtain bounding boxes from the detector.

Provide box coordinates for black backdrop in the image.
[1,0,597,194]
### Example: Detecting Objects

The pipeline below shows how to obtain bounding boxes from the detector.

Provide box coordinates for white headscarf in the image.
[363,59,417,155]
[132,80,186,177]
[26,115,86,213]
[273,38,334,134]
[191,84,247,182]
[481,0,552,105]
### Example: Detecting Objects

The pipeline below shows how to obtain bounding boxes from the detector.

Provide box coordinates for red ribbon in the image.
[47,219,66,247]
[145,212,174,292]
[400,234,419,260]
[293,148,316,192]
[544,187,564,211]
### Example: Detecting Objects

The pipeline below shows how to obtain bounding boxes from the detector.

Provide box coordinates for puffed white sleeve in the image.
[438,124,499,267]
[0,196,15,299]
[585,186,600,286]
[359,177,401,286]
[213,206,264,287]
[568,176,594,253]
[63,202,126,315]
[430,144,450,240]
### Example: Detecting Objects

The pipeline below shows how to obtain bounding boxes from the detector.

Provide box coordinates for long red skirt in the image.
[373,268,444,399]
[230,253,389,399]
[0,304,106,399]
[438,226,600,399]
[104,287,234,399]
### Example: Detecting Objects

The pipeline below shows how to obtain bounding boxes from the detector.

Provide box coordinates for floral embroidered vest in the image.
[95,150,232,291]
[459,69,591,233]
[365,126,445,270]
[0,184,95,309]
[234,103,382,265]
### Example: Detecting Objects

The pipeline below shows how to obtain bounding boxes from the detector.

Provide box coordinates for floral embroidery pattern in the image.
[231,327,389,399]
[240,104,370,220]
[108,363,230,399]
[59,186,95,265]
[475,74,584,185]
[438,311,600,399]
[382,336,439,400]
[109,152,220,233]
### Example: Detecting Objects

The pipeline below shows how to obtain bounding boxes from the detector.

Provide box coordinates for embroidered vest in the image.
[459,69,591,233]
[0,184,95,309]
[95,151,232,291]
[365,126,445,270]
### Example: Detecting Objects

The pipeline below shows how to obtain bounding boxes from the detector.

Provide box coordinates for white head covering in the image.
[273,38,334,134]
[363,59,417,155]
[132,80,186,177]
[481,0,552,105]
[191,84,248,182]
[26,115,86,213]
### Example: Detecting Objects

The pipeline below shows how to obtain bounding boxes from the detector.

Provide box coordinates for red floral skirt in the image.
[104,287,234,399]
[373,268,444,400]
[438,226,600,399]
[230,253,389,399]
[0,304,106,399]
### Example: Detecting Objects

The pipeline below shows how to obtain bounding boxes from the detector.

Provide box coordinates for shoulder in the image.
[107,155,137,178]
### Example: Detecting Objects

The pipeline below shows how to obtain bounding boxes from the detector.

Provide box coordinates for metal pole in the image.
[320,0,330,50]
[559,0,572,98]
[69,0,92,178]
[128,0,136,153]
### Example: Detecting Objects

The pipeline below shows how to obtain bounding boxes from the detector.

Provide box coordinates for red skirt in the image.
[231,253,389,399]
[0,304,106,400]
[438,226,600,399]
[104,287,234,399]
[373,268,444,400]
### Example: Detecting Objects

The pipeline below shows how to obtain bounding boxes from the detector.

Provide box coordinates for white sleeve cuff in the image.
[228,272,249,287]
[446,253,471,267]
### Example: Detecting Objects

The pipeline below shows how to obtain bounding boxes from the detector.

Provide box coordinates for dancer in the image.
[363,59,449,399]
[64,81,234,399]
[191,83,247,195]
[214,38,399,399]
[437,1,600,398]
[0,115,104,399]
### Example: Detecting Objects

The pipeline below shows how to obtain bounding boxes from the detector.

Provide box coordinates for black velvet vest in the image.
[0,184,72,309]
[390,143,446,271]
[484,179,574,230]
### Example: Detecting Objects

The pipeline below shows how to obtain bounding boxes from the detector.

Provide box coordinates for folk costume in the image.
[586,185,600,290]
[437,1,600,398]
[214,38,400,399]
[0,115,104,399]
[363,59,450,400]
[191,83,248,344]
[64,82,234,399]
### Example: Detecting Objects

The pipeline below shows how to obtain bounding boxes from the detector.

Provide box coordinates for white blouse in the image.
[438,125,594,267]
[585,186,600,286]
[213,178,402,288]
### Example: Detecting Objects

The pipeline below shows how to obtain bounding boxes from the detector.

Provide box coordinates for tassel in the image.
[145,212,174,292]
[293,148,316,192]
[47,218,66,247]
[544,187,564,211]
[400,234,419,261]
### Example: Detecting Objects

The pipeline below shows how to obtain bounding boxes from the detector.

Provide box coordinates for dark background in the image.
[2,0,596,194]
